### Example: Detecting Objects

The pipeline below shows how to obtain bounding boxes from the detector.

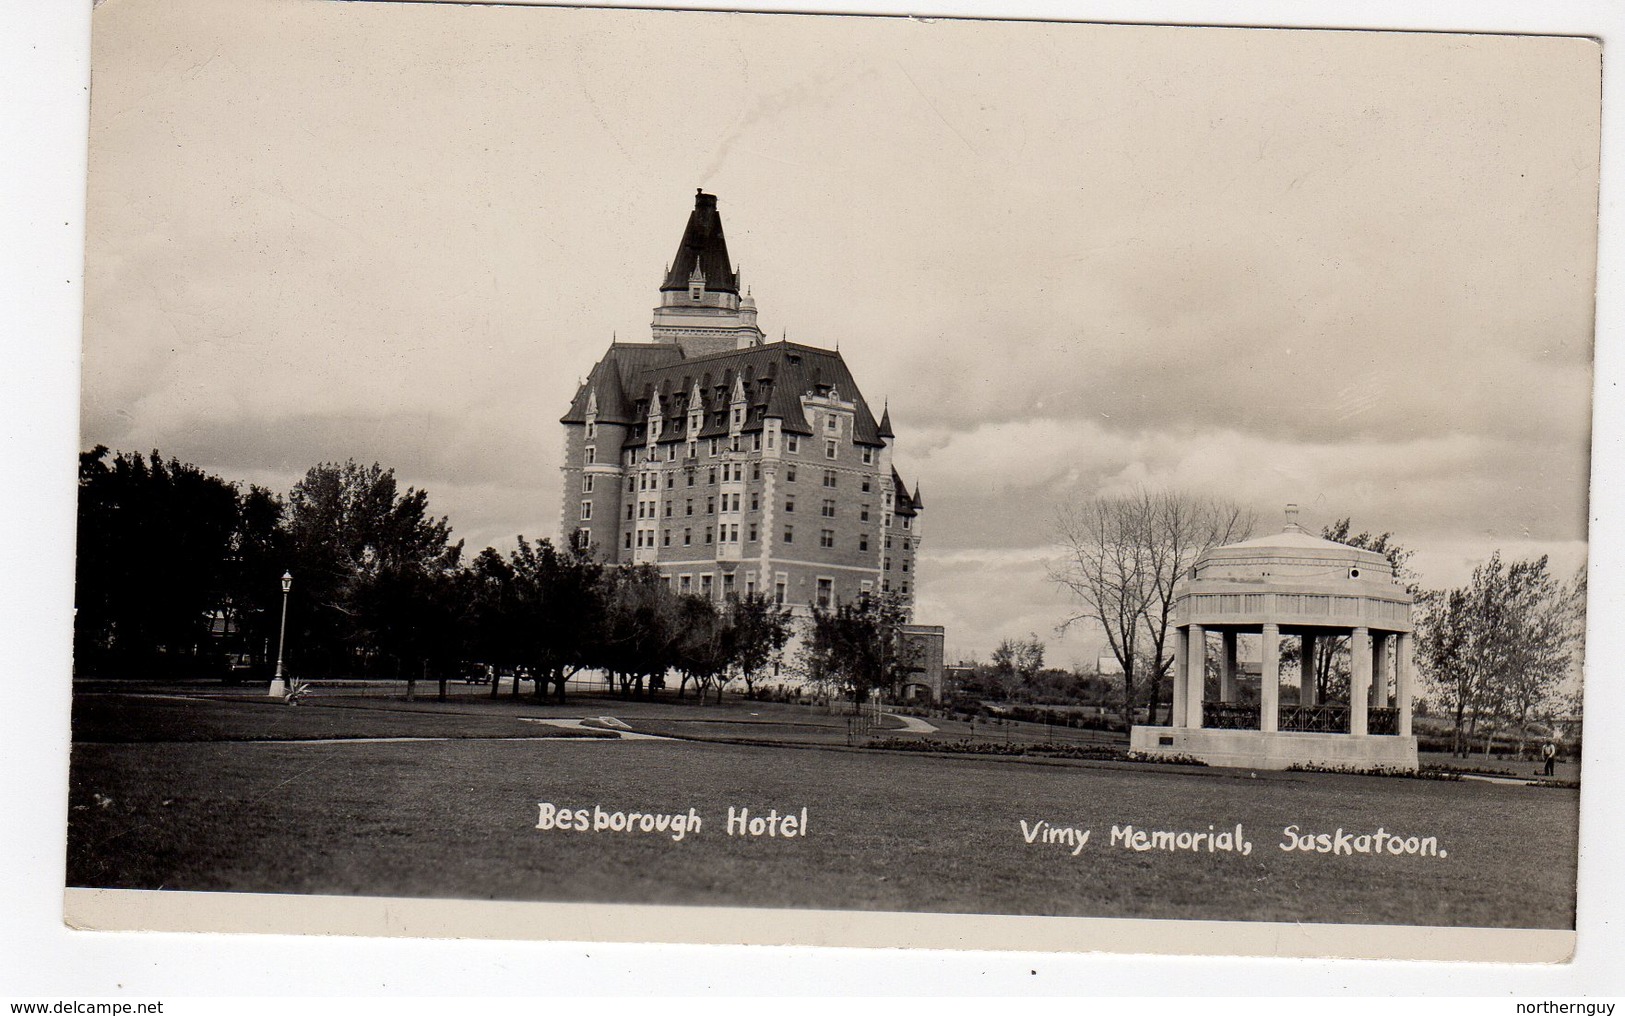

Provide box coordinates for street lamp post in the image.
[268,570,292,698]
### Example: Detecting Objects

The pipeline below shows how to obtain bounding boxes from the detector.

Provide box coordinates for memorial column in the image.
[1350,626,1371,736]
[1187,624,1206,729]
[1260,623,1280,733]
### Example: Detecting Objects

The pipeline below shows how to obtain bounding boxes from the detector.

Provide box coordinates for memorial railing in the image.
[1196,703,1402,734]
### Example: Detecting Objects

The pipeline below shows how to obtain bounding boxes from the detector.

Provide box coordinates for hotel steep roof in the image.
[563,340,888,447]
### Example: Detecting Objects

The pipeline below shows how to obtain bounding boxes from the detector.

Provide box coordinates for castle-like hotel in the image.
[560,191,925,619]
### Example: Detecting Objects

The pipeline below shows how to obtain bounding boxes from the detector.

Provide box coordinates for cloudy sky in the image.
[82,0,1600,662]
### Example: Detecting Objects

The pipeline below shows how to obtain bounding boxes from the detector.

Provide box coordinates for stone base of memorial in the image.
[1130,725,1419,771]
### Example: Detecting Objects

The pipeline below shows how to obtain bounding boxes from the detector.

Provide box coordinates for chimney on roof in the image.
[1284,503,1302,533]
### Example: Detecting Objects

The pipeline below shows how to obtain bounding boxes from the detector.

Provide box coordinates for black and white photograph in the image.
[50,0,1603,964]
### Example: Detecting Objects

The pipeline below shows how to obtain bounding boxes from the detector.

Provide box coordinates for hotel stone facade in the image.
[559,191,925,621]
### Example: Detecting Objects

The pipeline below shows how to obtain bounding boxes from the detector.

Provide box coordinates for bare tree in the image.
[1051,491,1254,729]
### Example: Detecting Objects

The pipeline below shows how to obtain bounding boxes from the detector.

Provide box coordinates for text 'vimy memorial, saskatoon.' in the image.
[69,187,1586,935]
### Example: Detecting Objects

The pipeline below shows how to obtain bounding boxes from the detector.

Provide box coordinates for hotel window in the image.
[766,432,775,450]
[579,501,592,521]
[901,582,909,596]
[639,473,647,491]
[785,497,795,513]
[709,438,719,456]
[903,516,912,529]
[822,470,837,488]
[714,411,726,427]
[730,524,740,543]
[752,433,762,451]
[667,444,676,462]
[774,578,787,605]
[624,532,632,549]
[664,503,672,518]
[701,574,713,597]
[786,465,797,482]
[752,462,761,481]
[731,436,740,452]
[687,470,696,487]
[733,409,742,425]
[902,560,909,572]
[731,493,742,512]
[861,478,871,493]
[582,475,594,493]
[748,523,758,542]
[733,463,744,481]
[625,504,634,521]
[585,447,596,464]
[746,576,757,597]
[860,504,869,522]
[884,557,891,571]
[825,440,837,460]
[783,525,794,543]
[586,421,596,438]
[819,529,834,548]
[685,499,693,516]
[709,467,717,484]
[683,529,692,546]
[663,530,671,547]
[707,496,716,514]
[859,535,869,552]
[861,580,873,595]
[826,414,837,433]
[627,477,635,493]
[750,492,759,511]
[862,447,873,465]
[666,474,675,489]
[577,527,592,547]
[820,500,835,518]
[679,574,692,593]
[816,578,833,608]
[886,537,893,549]
[705,526,713,544]
[723,573,736,597]
[787,436,799,453]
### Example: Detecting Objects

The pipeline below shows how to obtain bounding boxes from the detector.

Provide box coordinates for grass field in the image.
[66,685,1579,928]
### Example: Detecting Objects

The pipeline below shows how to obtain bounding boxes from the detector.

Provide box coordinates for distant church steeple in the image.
[650,190,765,357]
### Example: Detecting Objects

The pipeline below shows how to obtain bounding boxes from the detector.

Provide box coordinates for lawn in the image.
[65,687,1579,928]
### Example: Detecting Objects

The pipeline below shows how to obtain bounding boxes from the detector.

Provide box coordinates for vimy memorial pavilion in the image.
[1130,507,1419,771]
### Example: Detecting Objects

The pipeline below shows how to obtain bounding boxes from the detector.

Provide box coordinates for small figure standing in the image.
[1541,741,1557,777]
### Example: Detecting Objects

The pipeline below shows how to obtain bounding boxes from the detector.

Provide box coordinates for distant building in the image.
[559,190,925,621]
[900,624,945,704]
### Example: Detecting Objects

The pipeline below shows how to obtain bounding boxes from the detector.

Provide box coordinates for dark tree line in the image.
[74,448,794,700]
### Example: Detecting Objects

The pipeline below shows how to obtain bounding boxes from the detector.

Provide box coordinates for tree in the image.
[597,565,682,697]
[1051,491,1254,730]
[506,535,605,702]
[990,634,1045,700]
[726,592,796,698]
[1418,553,1581,757]
[802,591,918,708]
[280,460,462,676]
[673,594,732,703]
[74,447,245,675]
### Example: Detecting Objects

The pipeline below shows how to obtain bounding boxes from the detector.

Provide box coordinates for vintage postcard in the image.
[63,0,1599,962]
